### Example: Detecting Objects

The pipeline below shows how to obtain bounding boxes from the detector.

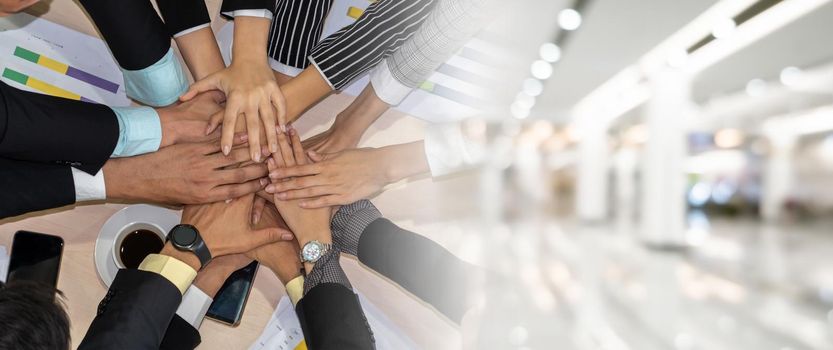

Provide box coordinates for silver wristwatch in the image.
[299,240,332,264]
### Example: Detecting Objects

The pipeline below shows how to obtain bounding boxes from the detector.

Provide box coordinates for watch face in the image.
[301,241,324,262]
[172,225,198,247]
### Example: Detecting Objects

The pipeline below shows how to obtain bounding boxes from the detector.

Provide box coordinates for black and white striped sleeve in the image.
[307,0,438,90]
[266,0,334,71]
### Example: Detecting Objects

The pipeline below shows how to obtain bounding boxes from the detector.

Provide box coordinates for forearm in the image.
[175,28,226,80]
[279,67,333,123]
[332,84,389,138]
[232,17,270,63]
[381,141,430,183]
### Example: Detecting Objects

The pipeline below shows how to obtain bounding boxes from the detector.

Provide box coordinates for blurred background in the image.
[462,0,833,349]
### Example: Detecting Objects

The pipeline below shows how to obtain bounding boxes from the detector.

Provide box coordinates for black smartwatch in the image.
[167,224,212,269]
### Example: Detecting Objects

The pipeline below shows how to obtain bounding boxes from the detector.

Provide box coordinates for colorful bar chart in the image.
[3,67,96,103]
[13,46,120,93]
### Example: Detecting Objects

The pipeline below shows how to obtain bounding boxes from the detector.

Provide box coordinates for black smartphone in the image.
[7,231,64,287]
[206,261,258,326]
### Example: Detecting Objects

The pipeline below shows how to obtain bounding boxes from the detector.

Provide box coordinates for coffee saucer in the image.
[94,204,180,287]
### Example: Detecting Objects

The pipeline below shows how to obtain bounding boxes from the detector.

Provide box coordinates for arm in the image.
[78,0,187,106]
[80,194,291,349]
[154,0,226,80]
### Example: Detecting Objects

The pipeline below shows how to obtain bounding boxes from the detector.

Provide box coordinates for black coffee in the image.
[119,229,164,269]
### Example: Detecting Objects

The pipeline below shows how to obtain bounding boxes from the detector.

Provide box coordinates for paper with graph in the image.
[0,13,129,106]
[249,293,417,350]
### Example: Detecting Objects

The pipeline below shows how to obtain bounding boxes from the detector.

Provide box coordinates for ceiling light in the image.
[515,92,536,110]
[558,9,582,31]
[745,79,766,97]
[711,18,736,39]
[522,78,544,96]
[530,60,553,79]
[510,101,531,119]
[779,66,802,86]
[539,43,562,63]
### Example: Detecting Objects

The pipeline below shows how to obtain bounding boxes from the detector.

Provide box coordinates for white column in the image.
[575,118,609,222]
[761,134,795,221]
[639,71,692,245]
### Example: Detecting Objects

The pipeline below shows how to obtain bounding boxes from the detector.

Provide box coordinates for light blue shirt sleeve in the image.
[109,106,162,157]
[121,48,189,107]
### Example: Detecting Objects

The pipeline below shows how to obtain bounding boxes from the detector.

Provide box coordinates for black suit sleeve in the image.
[295,283,375,350]
[78,0,171,70]
[155,0,211,38]
[79,269,183,350]
[159,315,202,350]
[0,158,75,219]
[357,218,477,324]
[0,81,118,174]
[220,0,276,18]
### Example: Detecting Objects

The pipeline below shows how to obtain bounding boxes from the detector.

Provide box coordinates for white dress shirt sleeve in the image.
[423,123,486,177]
[176,285,214,329]
[221,9,274,20]
[173,23,211,39]
[71,168,106,202]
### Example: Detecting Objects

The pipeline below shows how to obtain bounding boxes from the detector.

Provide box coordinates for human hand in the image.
[180,17,285,163]
[246,205,302,284]
[300,125,360,154]
[192,254,253,297]
[265,145,390,208]
[159,91,225,148]
[103,140,271,204]
[268,127,332,246]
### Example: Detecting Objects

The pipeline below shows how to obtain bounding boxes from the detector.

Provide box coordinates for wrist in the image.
[161,243,201,271]
[382,141,430,183]
[102,159,130,200]
[193,266,234,297]
[157,106,179,148]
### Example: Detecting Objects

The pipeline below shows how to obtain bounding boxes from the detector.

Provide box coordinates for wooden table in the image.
[2,2,477,348]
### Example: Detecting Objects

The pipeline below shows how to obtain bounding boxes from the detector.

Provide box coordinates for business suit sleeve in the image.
[155,0,211,38]
[159,315,202,350]
[295,283,375,350]
[0,81,118,174]
[79,269,183,350]
[0,158,75,219]
[357,218,477,324]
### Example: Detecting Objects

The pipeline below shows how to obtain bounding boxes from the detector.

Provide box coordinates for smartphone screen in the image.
[206,261,258,326]
[7,231,64,287]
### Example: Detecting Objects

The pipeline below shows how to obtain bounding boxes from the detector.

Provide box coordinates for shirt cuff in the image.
[285,276,304,306]
[121,48,189,107]
[221,9,274,20]
[110,106,162,157]
[423,123,486,177]
[370,60,414,106]
[176,286,213,329]
[139,254,198,295]
[173,23,211,39]
[303,249,351,294]
[71,167,106,202]
[268,57,304,77]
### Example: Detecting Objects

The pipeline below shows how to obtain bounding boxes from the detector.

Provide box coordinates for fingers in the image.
[288,127,307,165]
[276,129,295,167]
[245,106,262,162]
[252,196,266,224]
[274,186,336,201]
[256,189,275,203]
[181,74,219,102]
[220,105,241,155]
[205,110,224,135]
[242,227,294,251]
[299,195,345,208]
[268,163,322,180]
[271,90,287,131]
[212,146,253,168]
[260,102,279,154]
[265,174,326,193]
[212,178,268,201]
[218,164,268,184]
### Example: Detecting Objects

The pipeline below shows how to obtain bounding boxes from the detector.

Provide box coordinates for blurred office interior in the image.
[462,0,833,349]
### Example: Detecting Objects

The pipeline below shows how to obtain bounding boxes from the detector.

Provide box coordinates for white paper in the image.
[249,292,417,350]
[0,13,130,106]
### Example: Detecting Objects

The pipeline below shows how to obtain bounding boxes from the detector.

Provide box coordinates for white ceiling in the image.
[531,0,720,121]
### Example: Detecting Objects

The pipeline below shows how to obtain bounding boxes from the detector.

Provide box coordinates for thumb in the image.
[241,227,293,251]
[181,75,220,102]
